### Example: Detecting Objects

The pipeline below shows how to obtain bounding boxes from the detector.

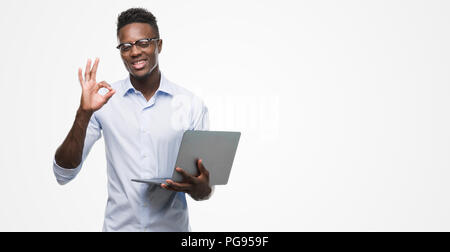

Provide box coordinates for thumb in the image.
[96,81,115,102]
[95,81,111,92]
[197,159,209,176]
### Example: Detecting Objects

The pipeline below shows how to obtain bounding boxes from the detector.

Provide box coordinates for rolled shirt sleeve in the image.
[53,113,102,185]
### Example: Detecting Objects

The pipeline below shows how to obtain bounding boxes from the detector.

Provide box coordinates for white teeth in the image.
[133,60,145,65]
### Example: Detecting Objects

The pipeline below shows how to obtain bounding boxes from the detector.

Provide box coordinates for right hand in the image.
[78,58,116,112]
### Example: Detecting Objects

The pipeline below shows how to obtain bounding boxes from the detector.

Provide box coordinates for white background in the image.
[0,0,449,231]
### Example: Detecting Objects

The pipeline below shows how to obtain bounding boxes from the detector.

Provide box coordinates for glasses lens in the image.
[120,44,132,52]
[136,39,151,48]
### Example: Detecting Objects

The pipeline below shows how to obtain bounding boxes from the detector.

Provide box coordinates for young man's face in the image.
[117,22,162,79]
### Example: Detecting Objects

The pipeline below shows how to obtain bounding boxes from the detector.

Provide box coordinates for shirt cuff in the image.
[53,159,82,185]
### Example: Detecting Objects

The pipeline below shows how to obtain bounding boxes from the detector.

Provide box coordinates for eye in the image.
[137,40,150,48]
[120,44,132,51]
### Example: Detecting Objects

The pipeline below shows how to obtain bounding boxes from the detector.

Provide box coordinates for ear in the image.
[157,39,163,54]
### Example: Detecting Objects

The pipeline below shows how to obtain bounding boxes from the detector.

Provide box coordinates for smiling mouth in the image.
[131,59,147,70]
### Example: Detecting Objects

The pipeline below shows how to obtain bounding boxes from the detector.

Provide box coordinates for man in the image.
[53,8,213,232]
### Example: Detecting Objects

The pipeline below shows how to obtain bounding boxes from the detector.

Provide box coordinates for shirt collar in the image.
[121,73,174,97]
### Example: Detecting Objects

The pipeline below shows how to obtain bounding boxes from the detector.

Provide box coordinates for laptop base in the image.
[131,178,170,185]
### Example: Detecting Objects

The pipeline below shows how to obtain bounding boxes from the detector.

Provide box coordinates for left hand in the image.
[161,159,212,200]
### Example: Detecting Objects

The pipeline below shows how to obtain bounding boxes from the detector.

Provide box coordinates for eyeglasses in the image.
[116,38,159,53]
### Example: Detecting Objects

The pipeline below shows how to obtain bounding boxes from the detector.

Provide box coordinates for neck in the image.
[130,67,161,100]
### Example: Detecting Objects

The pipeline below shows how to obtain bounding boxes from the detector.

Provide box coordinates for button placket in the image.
[140,108,154,178]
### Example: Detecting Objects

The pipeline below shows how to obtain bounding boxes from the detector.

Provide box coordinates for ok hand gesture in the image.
[78,58,116,112]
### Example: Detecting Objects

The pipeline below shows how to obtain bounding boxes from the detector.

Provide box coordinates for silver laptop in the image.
[131,130,241,186]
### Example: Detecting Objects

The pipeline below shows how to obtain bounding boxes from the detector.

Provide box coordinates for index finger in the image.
[197,159,208,175]
[175,167,195,183]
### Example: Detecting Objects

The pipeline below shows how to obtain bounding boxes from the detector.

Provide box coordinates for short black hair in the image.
[117,8,160,37]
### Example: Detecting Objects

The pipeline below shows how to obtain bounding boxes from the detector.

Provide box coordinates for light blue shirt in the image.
[53,73,210,232]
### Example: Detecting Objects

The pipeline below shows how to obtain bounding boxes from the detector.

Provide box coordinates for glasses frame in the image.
[116,37,159,53]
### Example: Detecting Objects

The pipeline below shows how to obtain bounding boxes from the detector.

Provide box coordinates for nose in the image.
[130,44,142,57]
